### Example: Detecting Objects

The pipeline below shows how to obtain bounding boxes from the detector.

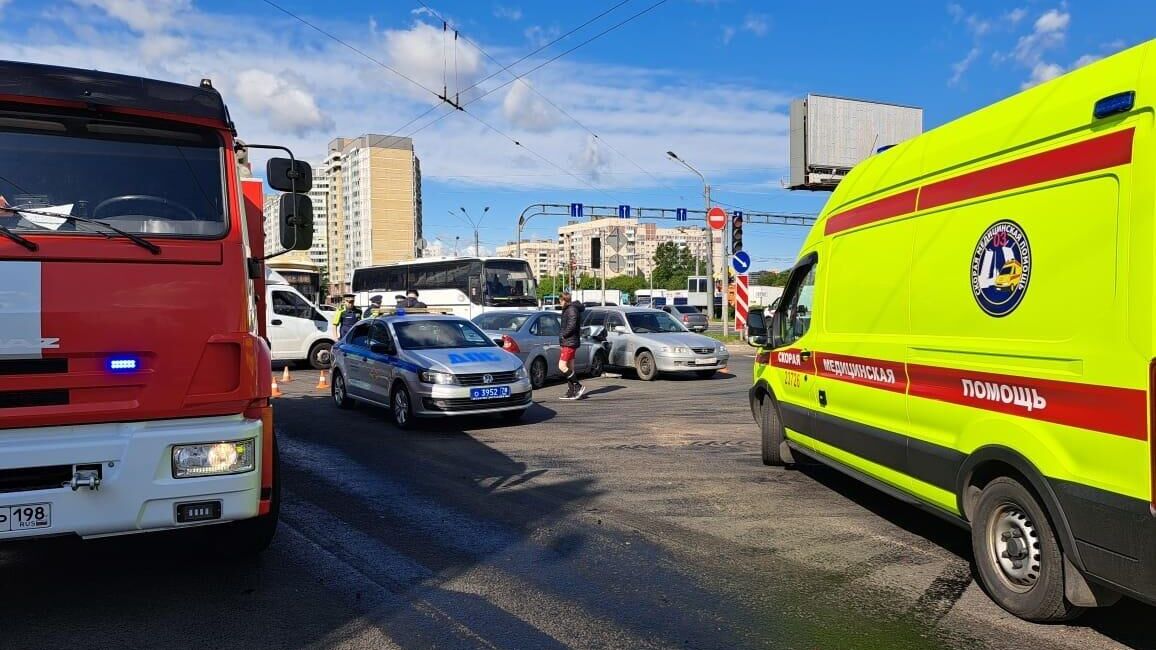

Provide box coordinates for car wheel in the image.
[332,371,354,409]
[530,357,548,389]
[760,393,787,466]
[392,384,415,430]
[696,369,717,379]
[589,351,606,378]
[972,477,1085,622]
[636,350,658,381]
[308,341,334,370]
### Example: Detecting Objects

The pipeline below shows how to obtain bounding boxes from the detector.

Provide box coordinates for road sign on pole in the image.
[618,204,631,218]
[735,274,750,332]
[675,208,687,221]
[570,203,583,218]
[731,250,752,275]
[707,206,727,230]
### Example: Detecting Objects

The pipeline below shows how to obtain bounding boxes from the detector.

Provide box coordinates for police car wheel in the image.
[530,358,548,389]
[759,393,787,466]
[392,384,414,429]
[332,371,354,409]
[972,477,1084,622]
[636,351,658,381]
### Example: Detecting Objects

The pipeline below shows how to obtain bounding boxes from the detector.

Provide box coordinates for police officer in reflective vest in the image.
[332,293,362,339]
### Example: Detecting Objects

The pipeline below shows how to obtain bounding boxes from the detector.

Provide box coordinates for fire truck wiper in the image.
[0,221,37,251]
[5,207,161,254]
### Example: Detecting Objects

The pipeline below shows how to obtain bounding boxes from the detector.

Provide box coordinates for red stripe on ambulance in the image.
[769,348,815,373]
[815,352,907,394]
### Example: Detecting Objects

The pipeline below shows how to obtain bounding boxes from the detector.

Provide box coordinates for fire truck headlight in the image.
[172,439,256,478]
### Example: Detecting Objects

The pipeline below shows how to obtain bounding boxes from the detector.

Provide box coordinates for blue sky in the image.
[0,0,1150,270]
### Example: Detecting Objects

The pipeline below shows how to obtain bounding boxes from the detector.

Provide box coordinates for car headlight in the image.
[172,439,256,478]
[660,346,689,354]
[515,365,528,379]
[420,370,457,385]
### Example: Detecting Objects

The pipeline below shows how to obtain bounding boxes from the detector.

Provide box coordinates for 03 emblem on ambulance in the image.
[971,220,1031,317]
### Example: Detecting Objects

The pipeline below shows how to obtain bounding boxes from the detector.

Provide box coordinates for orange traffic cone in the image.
[281,365,292,383]
[316,369,329,391]
[271,377,283,398]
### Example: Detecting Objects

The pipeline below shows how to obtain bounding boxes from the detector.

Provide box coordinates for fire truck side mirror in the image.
[266,157,313,193]
[279,193,314,251]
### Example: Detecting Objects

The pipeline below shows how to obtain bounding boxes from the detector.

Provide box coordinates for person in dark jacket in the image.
[558,291,586,400]
[404,289,427,308]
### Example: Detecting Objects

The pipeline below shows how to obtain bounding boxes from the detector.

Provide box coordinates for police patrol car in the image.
[330,308,532,428]
[748,40,1156,622]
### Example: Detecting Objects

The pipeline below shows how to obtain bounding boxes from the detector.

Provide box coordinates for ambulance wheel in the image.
[392,383,415,430]
[308,341,334,369]
[759,393,787,466]
[332,371,354,409]
[972,477,1085,622]
[636,350,658,381]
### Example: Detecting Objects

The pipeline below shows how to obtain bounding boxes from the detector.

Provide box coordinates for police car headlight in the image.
[172,439,255,478]
[420,370,457,385]
[514,365,528,380]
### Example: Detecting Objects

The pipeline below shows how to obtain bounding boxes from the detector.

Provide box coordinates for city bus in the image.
[350,256,538,318]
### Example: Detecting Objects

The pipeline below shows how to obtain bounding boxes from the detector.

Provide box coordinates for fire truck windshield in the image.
[0,116,227,238]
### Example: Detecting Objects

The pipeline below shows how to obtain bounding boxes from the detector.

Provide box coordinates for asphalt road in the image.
[1,354,1154,649]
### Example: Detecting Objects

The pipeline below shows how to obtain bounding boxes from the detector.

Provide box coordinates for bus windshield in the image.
[0,115,226,237]
[483,260,537,307]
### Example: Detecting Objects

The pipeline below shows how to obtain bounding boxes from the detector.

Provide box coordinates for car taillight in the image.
[755,350,770,365]
[502,335,521,354]
[683,315,690,322]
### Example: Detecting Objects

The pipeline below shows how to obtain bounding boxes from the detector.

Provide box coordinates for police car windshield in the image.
[393,319,497,350]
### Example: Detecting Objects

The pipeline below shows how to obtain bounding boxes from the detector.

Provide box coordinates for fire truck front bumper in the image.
[0,414,263,542]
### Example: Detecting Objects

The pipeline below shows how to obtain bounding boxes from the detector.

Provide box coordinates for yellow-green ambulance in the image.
[748,40,1156,622]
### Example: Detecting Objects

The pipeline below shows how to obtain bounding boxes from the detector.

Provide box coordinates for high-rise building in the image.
[556,218,708,280]
[495,239,560,281]
[321,134,422,295]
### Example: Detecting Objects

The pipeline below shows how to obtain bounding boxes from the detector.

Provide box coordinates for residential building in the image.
[321,134,423,295]
[556,218,709,280]
[495,239,560,281]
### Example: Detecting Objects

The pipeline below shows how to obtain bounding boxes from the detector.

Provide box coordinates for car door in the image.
[270,288,318,360]
[363,321,397,404]
[768,252,820,438]
[341,323,372,397]
[603,311,630,367]
[531,313,563,376]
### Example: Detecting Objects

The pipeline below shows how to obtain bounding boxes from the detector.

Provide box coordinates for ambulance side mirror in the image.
[747,311,767,347]
[769,312,784,349]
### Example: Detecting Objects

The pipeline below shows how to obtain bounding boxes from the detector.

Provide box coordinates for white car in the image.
[266,272,335,369]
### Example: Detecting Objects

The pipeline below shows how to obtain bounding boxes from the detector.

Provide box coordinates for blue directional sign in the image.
[730,250,752,275]
[618,204,631,218]
[570,203,583,218]
[675,208,687,222]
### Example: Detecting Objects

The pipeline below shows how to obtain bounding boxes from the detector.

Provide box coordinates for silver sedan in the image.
[583,306,730,381]
[472,310,606,389]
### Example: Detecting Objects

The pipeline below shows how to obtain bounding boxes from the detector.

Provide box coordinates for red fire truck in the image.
[0,60,313,553]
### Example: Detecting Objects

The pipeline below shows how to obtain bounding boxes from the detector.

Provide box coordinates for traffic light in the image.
[731,211,743,254]
[591,237,601,269]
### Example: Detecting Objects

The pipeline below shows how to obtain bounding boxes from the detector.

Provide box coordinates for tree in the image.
[757,270,790,287]
[651,242,706,290]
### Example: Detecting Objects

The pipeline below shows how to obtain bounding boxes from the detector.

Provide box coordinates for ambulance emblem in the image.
[971,220,1031,317]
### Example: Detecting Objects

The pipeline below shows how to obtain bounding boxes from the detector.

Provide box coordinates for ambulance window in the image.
[780,262,817,346]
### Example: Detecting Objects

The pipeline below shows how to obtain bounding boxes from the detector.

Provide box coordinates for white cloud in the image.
[1033,8,1069,34]
[721,25,736,45]
[947,3,964,21]
[382,21,484,100]
[1072,54,1101,68]
[742,13,769,37]
[494,5,522,21]
[571,134,610,183]
[1005,8,1027,24]
[524,24,559,48]
[0,0,11,20]
[233,69,335,136]
[139,34,186,61]
[949,47,981,86]
[410,7,436,18]
[70,0,190,33]
[1021,61,1064,89]
[502,80,559,132]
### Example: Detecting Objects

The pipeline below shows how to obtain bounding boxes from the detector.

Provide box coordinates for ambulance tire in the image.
[759,393,787,467]
[972,477,1085,622]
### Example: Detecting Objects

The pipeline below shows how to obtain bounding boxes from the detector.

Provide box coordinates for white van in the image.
[266,268,335,369]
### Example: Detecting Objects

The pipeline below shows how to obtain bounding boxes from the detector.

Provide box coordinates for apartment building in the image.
[555,218,709,279]
[495,239,560,281]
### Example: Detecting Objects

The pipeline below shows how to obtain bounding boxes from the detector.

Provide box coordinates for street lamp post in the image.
[667,151,725,336]
[454,206,490,256]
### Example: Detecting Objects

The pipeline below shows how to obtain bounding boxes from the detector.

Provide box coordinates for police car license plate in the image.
[695,357,717,365]
[470,386,510,400]
[0,503,50,532]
